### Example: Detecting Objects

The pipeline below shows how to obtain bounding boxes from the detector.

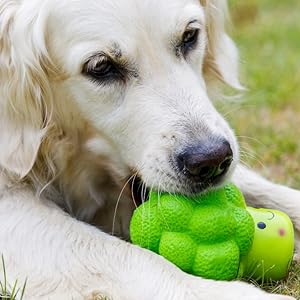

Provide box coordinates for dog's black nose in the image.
[177,139,233,182]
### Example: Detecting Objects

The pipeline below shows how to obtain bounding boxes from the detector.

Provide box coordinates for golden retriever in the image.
[0,0,298,299]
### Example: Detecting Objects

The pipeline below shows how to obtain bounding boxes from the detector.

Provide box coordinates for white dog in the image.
[0,0,299,299]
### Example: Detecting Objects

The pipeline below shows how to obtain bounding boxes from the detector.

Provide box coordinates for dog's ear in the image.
[201,0,243,90]
[0,3,53,178]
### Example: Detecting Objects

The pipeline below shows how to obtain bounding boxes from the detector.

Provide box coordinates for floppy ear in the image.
[201,0,243,90]
[0,2,53,178]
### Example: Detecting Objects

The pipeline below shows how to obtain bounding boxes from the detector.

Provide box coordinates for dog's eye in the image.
[181,28,199,56]
[90,60,116,77]
[83,56,122,83]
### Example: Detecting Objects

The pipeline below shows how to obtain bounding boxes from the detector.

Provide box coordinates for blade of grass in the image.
[10,280,18,299]
[2,255,7,296]
[19,279,27,300]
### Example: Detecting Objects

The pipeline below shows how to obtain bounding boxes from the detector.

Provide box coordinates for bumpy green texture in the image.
[130,184,255,280]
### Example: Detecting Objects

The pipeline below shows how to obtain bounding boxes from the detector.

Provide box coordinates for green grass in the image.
[223,0,300,187]
[221,0,300,298]
[0,256,26,300]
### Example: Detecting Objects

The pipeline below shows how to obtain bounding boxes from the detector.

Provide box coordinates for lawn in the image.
[222,0,300,298]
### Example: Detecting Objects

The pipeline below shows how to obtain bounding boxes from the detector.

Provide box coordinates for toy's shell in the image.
[130,184,255,280]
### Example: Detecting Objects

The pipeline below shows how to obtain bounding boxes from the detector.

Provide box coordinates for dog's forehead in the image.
[50,0,204,50]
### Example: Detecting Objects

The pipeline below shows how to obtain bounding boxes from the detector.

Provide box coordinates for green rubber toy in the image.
[130,183,294,281]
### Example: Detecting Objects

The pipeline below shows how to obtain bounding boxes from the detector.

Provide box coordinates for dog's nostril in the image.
[217,156,233,175]
[190,165,216,179]
[198,166,213,177]
[220,157,232,170]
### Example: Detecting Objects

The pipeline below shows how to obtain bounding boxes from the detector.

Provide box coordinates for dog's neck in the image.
[28,120,134,238]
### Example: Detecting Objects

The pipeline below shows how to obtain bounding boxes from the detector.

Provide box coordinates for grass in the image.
[260,262,300,298]
[221,0,300,298]
[0,256,26,300]
[224,0,300,188]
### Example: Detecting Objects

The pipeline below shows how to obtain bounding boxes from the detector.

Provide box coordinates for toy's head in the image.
[240,207,294,281]
[130,184,294,281]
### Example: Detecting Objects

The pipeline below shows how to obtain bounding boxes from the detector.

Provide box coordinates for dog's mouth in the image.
[129,173,229,206]
[130,176,149,207]
[128,159,232,205]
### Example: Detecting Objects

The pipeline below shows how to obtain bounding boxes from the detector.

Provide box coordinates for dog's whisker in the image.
[156,180,171,231]
[130,172,140,208]
[239,144,261,156]
[239,149,266,164]
[239,159,253,170]
[240,155,266,170]
[138,180,145,204]
[220,106,243,118]
[138,178,147,204]
[142,181,148,204]
[239,150,258,160]
[237,135,266,147]
[111,172,138,236]
[239,147,266,169]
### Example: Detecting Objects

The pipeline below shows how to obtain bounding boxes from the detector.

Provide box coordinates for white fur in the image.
[0,0,298,299]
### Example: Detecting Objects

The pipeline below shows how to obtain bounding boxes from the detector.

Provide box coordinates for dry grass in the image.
[261,262,300,298]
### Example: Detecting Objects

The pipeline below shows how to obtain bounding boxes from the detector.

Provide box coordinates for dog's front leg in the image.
[0,179,292,300]
[232,164,300,255]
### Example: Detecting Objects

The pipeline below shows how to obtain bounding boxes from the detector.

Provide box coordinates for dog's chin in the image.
[183,177,228,196]
[130,173,229,205]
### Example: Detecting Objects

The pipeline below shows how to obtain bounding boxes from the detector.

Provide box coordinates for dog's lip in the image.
[129,170,228,205]
[185,174,228,195]
[130,180,204,205]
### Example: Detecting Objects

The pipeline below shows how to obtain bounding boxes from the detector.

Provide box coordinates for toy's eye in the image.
[257,222,266,229]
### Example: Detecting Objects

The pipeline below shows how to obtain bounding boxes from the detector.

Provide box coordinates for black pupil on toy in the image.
[257,222,266,229]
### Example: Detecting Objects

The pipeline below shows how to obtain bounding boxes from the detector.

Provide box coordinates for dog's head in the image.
[0,0,240,197]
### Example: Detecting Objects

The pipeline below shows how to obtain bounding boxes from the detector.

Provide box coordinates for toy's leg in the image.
[232,164,300,257]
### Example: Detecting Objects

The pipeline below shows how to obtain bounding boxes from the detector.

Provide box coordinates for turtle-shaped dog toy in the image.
[130,183,294,281]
